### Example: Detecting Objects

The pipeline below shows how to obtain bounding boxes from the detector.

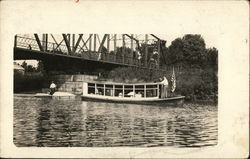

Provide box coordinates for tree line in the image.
[20,61,44,73]
[109,34,218,70]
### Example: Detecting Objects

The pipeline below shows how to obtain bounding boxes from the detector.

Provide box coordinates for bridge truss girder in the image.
[15,34,166,69]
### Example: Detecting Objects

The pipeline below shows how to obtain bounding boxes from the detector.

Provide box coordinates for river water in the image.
[14,96,217,147]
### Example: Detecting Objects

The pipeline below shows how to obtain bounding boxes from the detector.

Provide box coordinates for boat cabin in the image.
[83,81,161,100]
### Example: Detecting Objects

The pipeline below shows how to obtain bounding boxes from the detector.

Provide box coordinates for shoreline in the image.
[14,93,217,105]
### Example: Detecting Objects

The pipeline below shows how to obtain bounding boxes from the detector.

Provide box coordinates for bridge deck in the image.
[14,35,167,71]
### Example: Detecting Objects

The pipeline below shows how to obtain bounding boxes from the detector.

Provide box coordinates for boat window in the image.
[146,85,157,89]
[133,85,145,98]
[135,85,144,89]
[105,88,114,96]
[114,89,123,97]
[87,83,95,94]
[124,90,134,97]
[146,89,158,97]
[88,87,95,94]
[105,84,113,88]
[96,87,104,95]
[134,90,144,98]
[115,85,122,89]
[124,85,134,97]
[104,84,113,96]
[124,85,133,89]
[97,84,104,88]
[93,84,104,95]
[88,83,95,87]
[114,85,123,97]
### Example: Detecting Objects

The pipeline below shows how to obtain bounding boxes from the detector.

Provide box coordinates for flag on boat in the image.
[171,67,176,92]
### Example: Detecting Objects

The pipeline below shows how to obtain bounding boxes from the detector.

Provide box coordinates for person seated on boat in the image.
[135,92,142,98]
[127,91,135,97]
[106,89,111,96]
[160,76,168,98]
[95,88,99,94]
[98,88,104,95]
[110,89,114,96]
[119,92,123,97]
[49,81,57,95]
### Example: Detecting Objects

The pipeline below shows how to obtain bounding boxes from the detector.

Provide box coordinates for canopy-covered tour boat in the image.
[82,81,185,106]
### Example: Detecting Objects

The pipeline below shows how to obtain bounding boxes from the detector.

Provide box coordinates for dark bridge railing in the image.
[14,36,163,70]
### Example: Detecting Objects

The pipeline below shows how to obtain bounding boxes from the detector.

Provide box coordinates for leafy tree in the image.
[205,47,218,70]
[182,34,206,66]
[21,61,28,70]
[167,38,185,65]
[167,34,207,68]
[159,44,168,66]
[37,60,45,73]
[21,61,37,72]
[26,65,36,72]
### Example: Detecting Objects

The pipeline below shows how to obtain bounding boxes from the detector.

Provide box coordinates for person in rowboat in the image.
[49,81,57,95]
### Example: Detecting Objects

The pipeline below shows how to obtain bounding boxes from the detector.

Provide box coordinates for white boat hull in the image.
[81,95,185,106]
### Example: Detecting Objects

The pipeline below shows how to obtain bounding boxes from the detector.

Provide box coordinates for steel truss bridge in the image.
[14,34,167,72]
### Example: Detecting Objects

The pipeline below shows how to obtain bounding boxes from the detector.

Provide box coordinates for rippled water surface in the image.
[14,97,217,147]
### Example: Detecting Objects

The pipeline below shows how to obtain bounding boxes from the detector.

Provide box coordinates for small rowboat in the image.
[34,92,76,100]
[82,81,185,106]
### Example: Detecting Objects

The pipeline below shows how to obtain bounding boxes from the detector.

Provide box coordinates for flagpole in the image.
[171,66,176,93]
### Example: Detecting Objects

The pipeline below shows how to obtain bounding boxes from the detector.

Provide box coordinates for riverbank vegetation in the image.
[102,34,218,103]
[14,61,48,93]
[14,71,47,93]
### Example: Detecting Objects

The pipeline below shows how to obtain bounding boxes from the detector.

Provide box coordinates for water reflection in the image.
[14,97,217,147]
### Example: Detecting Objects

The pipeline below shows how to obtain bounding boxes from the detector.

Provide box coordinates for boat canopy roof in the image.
[85,80,161,85]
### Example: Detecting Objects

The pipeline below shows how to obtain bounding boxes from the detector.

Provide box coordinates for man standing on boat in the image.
[49,81,57,95]
[160,76,169,98]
